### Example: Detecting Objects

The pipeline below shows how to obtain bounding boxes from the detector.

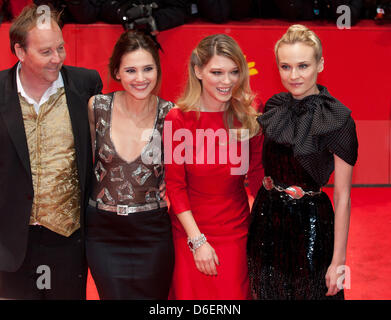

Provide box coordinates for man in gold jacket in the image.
[0,4,102,299]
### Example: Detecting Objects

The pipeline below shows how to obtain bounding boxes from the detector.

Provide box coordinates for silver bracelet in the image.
[187,233,207,253]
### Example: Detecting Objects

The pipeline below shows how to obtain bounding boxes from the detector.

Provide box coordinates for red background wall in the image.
[0,19,390,185]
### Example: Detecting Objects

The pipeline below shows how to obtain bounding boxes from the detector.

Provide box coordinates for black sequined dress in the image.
[247,85,358,300]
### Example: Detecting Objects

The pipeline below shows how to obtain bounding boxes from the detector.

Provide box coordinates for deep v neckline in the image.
[109,92,159,164]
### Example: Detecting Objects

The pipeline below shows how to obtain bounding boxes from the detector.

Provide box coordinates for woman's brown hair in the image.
[109,30,162,95]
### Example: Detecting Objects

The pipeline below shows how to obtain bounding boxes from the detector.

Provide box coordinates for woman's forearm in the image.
[176,210,202,239]
[331,194,351,265]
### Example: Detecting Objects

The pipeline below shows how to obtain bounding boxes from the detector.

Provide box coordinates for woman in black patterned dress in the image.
[247,24,358,300]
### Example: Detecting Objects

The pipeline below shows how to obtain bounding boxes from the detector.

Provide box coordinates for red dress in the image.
[164,108,263,300]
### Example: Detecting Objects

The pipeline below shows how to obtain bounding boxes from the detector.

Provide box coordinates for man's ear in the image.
[14,44,26,62]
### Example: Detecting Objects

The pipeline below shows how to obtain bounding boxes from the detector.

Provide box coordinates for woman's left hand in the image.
[325,263,344,296]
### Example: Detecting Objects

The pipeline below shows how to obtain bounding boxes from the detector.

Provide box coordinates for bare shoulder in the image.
[88,95,96,110]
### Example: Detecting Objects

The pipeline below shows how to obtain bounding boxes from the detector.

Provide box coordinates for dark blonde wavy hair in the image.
[177,34,260,140]
[274,24,323,63]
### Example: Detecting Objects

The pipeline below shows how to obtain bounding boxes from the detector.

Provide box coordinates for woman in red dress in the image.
[164,34,263,299]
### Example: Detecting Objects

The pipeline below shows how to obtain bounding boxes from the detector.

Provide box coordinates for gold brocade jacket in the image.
[20,88,81,237]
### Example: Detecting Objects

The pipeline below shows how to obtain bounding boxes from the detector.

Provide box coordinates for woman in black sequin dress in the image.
[247,25,358,300]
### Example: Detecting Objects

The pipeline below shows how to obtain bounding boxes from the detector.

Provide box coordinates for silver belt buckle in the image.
[116,204,129,216]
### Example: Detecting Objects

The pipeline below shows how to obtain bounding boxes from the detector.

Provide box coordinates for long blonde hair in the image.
[177,34,260,139]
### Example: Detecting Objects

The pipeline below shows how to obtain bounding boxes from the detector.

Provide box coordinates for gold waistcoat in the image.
[20,88,81,237]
